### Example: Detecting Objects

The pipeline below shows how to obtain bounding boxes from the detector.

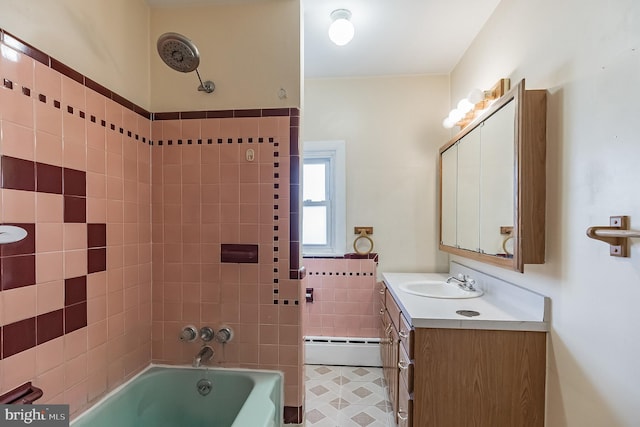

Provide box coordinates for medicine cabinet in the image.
[439,79,547,272]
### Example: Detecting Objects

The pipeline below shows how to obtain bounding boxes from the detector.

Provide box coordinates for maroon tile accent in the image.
[221,244,259,263]
[289,127,299,156]
[54,100,61,109]
[289,116,299,126]
[112,92,135,112]
[1,255,36,290]
[234,109,261,118]
[85,77,111,99]
[63,196,86,223]
[63,167,86,196]
[0,326,2,359]
[181,111,208,119]
[51,57,84,84]
[153,112,180,120]
[289,240,299,271]
[65,301,87,333]
[2,317,36,358]
[262,108,290,117]
[36,309,63,345]
[3,32,49,66]
[289,155,300,185]
[206,110,234,119]
[36,162,63,194]
[3,78,13,89]
[87,223,107,248]
[22,87,31,96]
[38,93,46,103]
[283,406,303,424]
[1,156,35,191]
[0,223,35,257]
[290,108,300,116]
[64,276,87,306]
[87,248,107,273]
[133,106,152,120]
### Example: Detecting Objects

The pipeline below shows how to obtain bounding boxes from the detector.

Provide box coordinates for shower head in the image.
[157,32,200,73]
[156,32,215,93]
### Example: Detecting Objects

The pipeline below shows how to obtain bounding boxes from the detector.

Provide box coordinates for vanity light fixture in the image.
[442,79,511,129]
[328,9,355,46]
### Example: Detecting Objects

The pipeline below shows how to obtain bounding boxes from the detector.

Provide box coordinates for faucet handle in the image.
[179,325,198,342]
[200,326,215,342]
[215,327,234,344]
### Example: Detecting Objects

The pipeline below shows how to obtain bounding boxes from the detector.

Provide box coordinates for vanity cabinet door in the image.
[456,127,481,252]
[479,100,515,256]
[440,144,457,247]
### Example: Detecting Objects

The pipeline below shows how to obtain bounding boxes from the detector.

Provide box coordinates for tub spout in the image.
[193,345,214,367]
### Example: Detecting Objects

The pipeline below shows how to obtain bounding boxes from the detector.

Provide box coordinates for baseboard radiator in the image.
[304,336,382,367]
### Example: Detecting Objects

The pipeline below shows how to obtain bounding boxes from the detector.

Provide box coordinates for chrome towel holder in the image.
[586,216,640,257]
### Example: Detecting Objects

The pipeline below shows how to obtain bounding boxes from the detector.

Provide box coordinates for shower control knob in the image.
[179,325,198,342]
[215,327,234,344]
[199,326,215,342]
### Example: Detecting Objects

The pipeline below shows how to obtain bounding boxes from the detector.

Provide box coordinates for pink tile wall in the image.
[0,28,305,423]
[150,115,304,409]
[0,34,152,415]
[303,258,381,338]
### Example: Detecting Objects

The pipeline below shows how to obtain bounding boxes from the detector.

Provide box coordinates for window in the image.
[302,140,346,255]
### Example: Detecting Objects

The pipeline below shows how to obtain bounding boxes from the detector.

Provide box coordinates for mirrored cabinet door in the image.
[479,100,515,256]
[456,127,481,252]
[440,145,458,247]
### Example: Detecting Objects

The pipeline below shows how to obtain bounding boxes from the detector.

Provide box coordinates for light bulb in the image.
[457,98,474,114]
[448,108,464,123]
[442,117,456,129]
[329,9,354,46]
[467,88,485,104]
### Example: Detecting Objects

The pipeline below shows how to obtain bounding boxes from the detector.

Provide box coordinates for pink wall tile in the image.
[1,120,35,160]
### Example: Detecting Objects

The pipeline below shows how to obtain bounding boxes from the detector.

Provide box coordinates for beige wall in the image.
[150,1,301,112]
[0,0,150,109]
[450,0,640,425]
[303,75,450,274]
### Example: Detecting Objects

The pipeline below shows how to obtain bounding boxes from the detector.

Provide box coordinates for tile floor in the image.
[304,365,397,427]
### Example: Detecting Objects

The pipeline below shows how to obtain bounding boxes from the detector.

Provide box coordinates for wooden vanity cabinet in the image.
[380,283,546,427]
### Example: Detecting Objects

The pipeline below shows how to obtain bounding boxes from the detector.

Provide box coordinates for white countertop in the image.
[382,268,549,332]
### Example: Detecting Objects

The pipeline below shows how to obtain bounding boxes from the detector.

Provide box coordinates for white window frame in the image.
[302,140,346,256]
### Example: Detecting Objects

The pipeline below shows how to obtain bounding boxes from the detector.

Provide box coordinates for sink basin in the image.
[399,280,483,299]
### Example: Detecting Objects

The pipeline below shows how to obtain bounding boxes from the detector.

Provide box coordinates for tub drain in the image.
[456,310,480,317]
[197,379,212,396]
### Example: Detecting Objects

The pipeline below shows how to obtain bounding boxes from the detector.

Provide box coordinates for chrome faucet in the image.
[446,274,478,292]
[193,345,214,367]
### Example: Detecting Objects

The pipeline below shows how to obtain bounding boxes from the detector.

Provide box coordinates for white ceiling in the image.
[145,0,501,78]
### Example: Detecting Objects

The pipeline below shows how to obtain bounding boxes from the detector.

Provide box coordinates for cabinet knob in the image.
[398,360,409,370]
[379,308,385,315]
[399,330,409,339]
[398,411,409,422]
[379,287,386,295]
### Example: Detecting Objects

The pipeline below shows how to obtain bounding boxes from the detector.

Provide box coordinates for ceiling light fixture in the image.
[328,9,355,46]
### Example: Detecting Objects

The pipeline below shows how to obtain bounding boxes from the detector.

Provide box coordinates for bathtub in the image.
[71,365,283,427]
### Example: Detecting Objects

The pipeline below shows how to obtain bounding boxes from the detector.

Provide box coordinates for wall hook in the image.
[586,216,640,257]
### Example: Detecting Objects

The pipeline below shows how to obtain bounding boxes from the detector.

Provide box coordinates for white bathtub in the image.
[71,365,283,427]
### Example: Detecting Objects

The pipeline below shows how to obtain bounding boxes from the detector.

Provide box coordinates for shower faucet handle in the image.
[179,325,198,342]
[215,327,234,344]
[199,326,215,342]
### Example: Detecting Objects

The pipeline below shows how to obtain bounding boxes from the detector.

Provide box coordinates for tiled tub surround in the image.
[150,113,305,418]
[0,27,305,423]
[0,30,152,416]
[303,257,381,338]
